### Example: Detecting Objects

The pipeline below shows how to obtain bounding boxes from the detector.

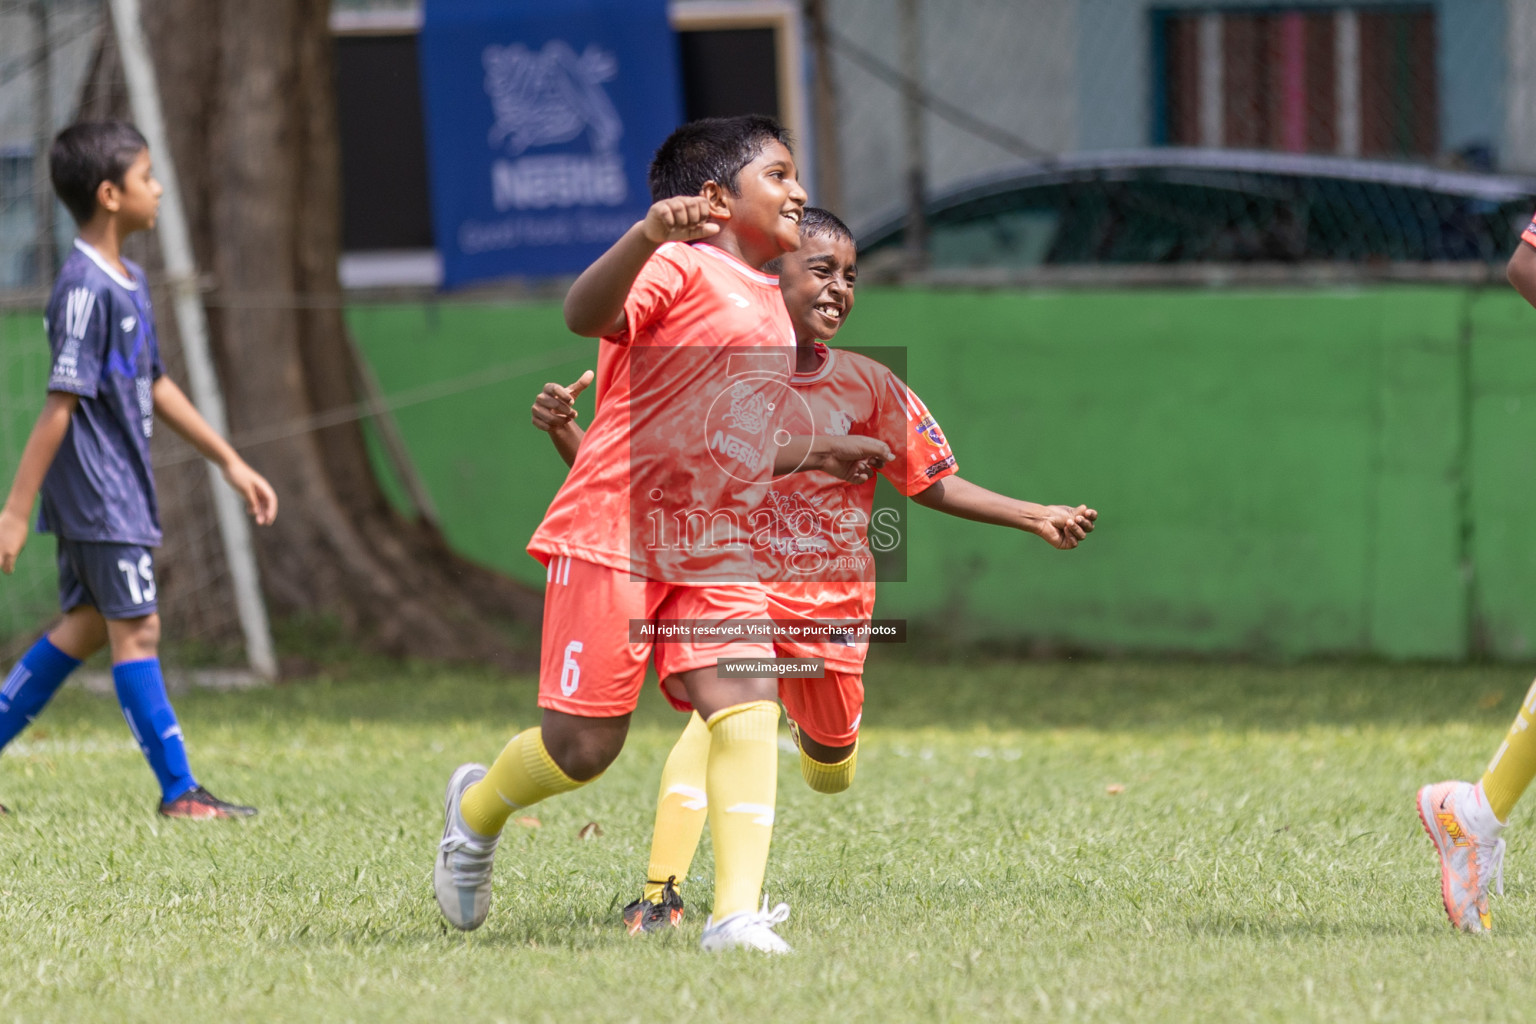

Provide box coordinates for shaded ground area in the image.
[89,653,1535,734]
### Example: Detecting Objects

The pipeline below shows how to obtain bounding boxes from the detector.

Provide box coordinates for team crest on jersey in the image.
[724,380,773,434]
[914,414,946,448]
[121,315,137,333]
[827,410,853,436]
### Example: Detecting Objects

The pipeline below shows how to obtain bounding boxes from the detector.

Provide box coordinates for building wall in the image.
[829,0,1512,231]
[825,0,1079,228]
[1075,0,1504,155]
[1505,0,1536,172]
[328,286,1536,663]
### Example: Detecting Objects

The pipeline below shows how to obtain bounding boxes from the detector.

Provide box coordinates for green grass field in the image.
[3,656,1536,1023]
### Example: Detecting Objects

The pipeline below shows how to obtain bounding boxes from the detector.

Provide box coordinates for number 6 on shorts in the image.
[560,640,583,696]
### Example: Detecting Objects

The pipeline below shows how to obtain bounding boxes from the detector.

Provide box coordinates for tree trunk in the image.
[80,1,541,671]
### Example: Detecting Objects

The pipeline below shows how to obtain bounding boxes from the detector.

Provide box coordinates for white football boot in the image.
[1416,780,1505,933]
[700,896,793,953]
[434,763,500,931]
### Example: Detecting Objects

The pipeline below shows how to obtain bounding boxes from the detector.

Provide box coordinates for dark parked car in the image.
[857,149,1536,267]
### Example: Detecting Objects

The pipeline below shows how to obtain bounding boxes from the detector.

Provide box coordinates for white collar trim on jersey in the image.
[791,341,836,385]
[691,242,780,286]
[73,238,139,291]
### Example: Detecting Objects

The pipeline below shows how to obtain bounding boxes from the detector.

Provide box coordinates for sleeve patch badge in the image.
[914,414,946,448]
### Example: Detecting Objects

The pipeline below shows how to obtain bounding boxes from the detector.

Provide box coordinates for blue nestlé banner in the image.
[418,0,683,287]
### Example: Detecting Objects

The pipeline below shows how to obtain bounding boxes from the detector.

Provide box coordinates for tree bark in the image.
[80,1,541,671]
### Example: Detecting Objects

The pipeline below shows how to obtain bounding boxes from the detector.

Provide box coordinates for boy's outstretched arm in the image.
[527,372,890,483]
[531,371,593,469]
[911,475,1097,550]
[152,377,277,525]
[0,392,78,574]
[564,197,720,337]
[774,434,894,485]
[1509,240,1536,310]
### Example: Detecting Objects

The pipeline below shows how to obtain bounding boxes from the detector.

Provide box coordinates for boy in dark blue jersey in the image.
[0,121,277,819]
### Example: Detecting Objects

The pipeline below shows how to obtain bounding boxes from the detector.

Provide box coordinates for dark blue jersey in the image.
[37,240,164,546]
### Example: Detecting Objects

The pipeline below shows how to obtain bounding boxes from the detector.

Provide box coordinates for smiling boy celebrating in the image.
[535,208,1097,931]
[432,116,891,952]
[0,121,276,819]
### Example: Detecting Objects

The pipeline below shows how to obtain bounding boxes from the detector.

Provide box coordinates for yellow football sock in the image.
[801,740,857,794]
[705,700,781,920]
[643,711,712,902]
[459,727,587,836]
[1482,679,1536,822]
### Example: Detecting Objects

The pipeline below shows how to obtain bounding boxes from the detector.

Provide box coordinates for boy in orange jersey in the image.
[433,118,892,953]
[533,208,1097,932]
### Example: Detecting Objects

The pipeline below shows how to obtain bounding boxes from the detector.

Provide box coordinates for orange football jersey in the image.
[757,343,957,668]
[529,242,797,583]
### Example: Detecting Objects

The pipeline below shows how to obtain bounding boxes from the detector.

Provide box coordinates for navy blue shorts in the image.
[57,539,159,620]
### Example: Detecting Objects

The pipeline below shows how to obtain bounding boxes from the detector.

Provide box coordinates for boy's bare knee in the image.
[126,613,160,646]
[673,668,777,721]
[544,731,624,781]
[539,709,629,781]
[107,613,160,662]
[49,606,108,660]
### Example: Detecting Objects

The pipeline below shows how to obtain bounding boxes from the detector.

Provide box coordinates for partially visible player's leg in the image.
[108,611,192,801]
[0,605,103,755]
[622,710,710,934]
[83,542,253,819]
[435,713,605,933]
[623,663,865,933]
[1416,677,1536,932]
[659,584,790,953]
[49,602,109,658]
[436,556,650,931]
[457,709,622,840]
[681,668,785,952]
[779,669,863,795]
[1480,677,1536,823]
[459,558,650,834]
[0,551,111,814]
[0,548,112,777]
